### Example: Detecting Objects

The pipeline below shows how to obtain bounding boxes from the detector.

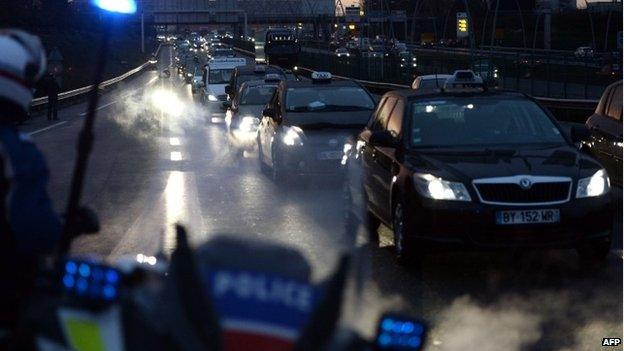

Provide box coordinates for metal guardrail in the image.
[231,46,599,116]
[31,44,162,108]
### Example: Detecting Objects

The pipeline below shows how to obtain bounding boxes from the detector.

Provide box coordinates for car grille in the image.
[474,181,571,205]
[217,94,228,101]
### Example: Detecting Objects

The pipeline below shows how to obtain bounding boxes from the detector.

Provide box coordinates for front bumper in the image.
[276,144,345,176]
[402,194,613,249]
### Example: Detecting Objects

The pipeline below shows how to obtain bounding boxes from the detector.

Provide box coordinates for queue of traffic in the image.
[170,38,620,265]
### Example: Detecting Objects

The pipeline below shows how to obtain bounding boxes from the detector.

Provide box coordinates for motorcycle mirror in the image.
[373,313,427,351]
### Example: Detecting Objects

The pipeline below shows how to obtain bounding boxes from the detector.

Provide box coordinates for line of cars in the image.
[214,61,620,265]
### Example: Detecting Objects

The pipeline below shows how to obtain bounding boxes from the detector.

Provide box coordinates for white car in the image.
[202,58,247,105]
[411,74,453,90]
[335,47,350,58]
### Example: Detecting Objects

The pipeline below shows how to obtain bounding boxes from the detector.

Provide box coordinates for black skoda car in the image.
[344,73,613,264]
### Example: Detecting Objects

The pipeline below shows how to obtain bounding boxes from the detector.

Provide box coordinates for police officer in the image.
[43,72,60,121]
[0,29,62,330]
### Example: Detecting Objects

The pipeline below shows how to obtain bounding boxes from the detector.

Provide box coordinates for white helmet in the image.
[0,29,47,113]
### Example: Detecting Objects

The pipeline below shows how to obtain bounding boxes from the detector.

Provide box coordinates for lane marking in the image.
[29,121,68,136]
[79,100,118,116]
[170,151,182,161]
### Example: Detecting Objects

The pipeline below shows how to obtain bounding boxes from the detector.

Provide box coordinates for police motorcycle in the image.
[13,225,428,351]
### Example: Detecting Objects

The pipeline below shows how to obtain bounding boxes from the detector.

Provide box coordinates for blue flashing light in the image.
[62,274,75,289]
[105,269,119,284]
[65,261,77,275]
[408,336,421,348]
[401,322,415,334]
[93,0,137,14]
[78,263,91,278]
[381,318,394,332]
[76,278,88,294]
[103,285,117,300]
[378,333,391,346]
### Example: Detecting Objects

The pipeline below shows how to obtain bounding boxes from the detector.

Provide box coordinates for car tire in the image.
[365,210,381,243]
[392,200,416,265]
[576,239,611,263]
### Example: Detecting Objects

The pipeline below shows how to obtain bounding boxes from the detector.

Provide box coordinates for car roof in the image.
[240,80,280,88]
[281,79,361,89]
[385,88,527,100]
[417,74,453,80]
[235,64,285,75]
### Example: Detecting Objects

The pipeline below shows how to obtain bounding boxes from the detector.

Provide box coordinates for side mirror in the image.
[222,101,231,109]
[369,130,399,148]
[263,107,276,119]
[225,85,233,95]
[570,124,592,144]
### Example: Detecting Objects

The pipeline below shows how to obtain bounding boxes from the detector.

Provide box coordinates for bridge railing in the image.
[226,39,600,122]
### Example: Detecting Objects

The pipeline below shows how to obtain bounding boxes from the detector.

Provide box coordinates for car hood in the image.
[207,84,226,96]
[234,105,264,119]
[404,144,603,182]
[284,111,372,131]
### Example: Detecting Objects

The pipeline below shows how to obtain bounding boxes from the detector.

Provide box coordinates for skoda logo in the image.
[519,178,532,190]
[328,139,338,147]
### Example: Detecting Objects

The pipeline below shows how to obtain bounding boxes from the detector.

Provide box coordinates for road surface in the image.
[21,45,623,351]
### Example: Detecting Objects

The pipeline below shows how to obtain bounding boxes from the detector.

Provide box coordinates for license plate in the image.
[318,151,342,160]
[495,209,560,225]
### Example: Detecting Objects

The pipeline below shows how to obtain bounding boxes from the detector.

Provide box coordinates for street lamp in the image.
[59,0,138,257]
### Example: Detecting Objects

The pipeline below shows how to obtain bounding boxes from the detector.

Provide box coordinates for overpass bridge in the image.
[142,0,336,26]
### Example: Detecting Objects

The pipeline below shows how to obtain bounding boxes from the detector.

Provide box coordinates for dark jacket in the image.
[0,124,61,253]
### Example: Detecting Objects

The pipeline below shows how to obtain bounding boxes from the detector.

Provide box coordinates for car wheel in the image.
[365,210,381,243]
[392,201,415,265]
[576,239,611,263]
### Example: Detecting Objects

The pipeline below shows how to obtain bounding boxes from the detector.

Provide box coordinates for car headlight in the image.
[413,173,471,201]
[576,169,610,198]
[187,73,192,77]
[282,126,304,146]
[238,116,259,133]
[208,94,218,102]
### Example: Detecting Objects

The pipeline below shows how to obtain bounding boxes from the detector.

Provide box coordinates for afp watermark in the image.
[602,338,622,347]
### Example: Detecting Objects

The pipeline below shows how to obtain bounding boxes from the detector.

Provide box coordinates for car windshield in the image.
[285,86,375,112]
[239,85,276,105]
[208,69,233,84]
[410,96,566,147]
